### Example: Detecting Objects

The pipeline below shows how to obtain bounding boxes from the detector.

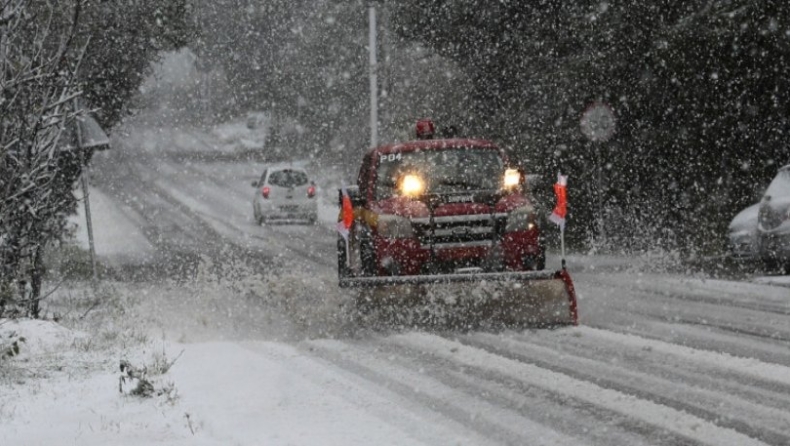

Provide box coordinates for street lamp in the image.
[369,4,378,150]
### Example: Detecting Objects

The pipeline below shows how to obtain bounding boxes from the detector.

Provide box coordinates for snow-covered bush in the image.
[0,331,25,361]
[119,349,182,400]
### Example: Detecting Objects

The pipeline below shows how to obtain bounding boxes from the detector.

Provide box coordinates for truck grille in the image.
[411,213,507,248]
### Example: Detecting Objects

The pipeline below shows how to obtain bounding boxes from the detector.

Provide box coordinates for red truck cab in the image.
[339,125,545,278]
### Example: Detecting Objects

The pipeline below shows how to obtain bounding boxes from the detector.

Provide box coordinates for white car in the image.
[756,164,790,270]
[252,164,318,225]
[727,203,760,258]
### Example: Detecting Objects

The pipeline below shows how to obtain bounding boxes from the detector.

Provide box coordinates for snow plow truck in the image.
[337,119,578,326]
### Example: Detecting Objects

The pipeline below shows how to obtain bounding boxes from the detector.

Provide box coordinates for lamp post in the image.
[369,4,378,150]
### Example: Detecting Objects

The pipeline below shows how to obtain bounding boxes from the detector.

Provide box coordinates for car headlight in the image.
[377,214,414,238]
[506,205,537,232]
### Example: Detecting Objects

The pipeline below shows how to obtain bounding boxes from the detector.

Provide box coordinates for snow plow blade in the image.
[341,270,578,326]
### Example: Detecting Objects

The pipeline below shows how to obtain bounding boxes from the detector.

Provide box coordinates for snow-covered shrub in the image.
[119,348,183,399]
[0,331,26,361]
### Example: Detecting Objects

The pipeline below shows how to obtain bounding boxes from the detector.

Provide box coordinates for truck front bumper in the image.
[372,229,543,275]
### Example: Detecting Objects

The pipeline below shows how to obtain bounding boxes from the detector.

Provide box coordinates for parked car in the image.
[246,111,269,130]
[727,203,760,258]
[756,164,790,271]
[252,164,318,225]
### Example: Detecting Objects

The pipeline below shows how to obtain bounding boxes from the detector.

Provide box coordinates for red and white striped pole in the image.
[337,186,354,266]
[549,173,568,269]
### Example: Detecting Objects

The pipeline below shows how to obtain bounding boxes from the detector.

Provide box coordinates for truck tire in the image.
[337,237,351,280]
[354,291,375,315]
[524,252,545,271]
[360,239,378,276]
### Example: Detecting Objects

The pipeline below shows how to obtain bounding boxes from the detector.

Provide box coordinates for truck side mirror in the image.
[339,185,365,207]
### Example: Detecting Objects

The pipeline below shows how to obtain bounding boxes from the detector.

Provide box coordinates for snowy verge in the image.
[1,283,196,446]
[1,318,193,446]
[68,185,154,264]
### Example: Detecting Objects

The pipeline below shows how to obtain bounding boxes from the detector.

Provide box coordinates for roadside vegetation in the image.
[1,0,190,320]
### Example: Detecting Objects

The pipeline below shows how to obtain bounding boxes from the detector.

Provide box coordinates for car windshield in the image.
[764,169,790,199]
[374,147,504,199]
[268,169,309,188]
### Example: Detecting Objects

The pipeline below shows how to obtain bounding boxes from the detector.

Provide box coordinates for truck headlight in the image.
[377,214,414,238]
[503,168,521,189]
[399,174,426,197]
[506,205,537,232]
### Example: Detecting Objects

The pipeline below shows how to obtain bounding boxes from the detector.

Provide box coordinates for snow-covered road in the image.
[5,124,788,446]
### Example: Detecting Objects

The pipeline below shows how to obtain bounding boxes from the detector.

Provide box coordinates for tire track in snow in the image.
[304,338,590,446]
[96,149,358,339]
[580,272,790,317]
[153,157,337,269]
[577,326,790,387]
[504,326,790,412]
[306,337,686,446]
[237,341,497,446]
[583,310,790,367]
[578,280,790,344]
[391,332,771,446]
[457,330,790,445]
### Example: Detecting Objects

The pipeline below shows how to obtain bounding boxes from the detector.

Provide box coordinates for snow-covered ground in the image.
[4,318,480,446]
[69,185,155,265]
[3,121,790,446]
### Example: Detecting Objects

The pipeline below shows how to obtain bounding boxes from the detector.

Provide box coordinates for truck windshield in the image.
[375,147,504,199]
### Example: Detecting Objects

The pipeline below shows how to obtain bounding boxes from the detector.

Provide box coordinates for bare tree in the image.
[1,0,86,317]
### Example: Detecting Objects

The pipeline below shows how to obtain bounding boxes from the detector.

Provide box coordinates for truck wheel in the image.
[337,237,351,280]
[354,291,375,315]
[524,253,545,271]
[360,239,377,276]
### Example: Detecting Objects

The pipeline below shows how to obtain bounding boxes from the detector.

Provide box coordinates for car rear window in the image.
[268,169,309,187]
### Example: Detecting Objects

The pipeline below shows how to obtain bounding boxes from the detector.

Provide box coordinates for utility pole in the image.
[369,4,378,150]
[75,100,97,282]
[72,99,111,283]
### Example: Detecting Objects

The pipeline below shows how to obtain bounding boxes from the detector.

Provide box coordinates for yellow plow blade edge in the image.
[341,270,579,326]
